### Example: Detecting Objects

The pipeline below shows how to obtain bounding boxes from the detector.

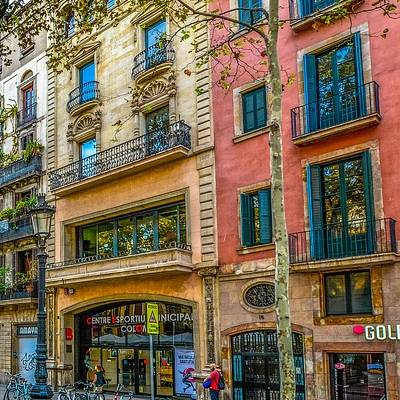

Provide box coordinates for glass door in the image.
[118,349,136,391]
[156,349,173,397]
[137,349,151,395]
[79,61,95,103]
[145,106,170,155]
[102,348,118,389]
[80,137,96,178]
[145,20,166,69]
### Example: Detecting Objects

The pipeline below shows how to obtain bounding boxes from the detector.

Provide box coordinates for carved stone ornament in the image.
[140,80,168,103]
[72,111,102,137]
[244,283,275,309]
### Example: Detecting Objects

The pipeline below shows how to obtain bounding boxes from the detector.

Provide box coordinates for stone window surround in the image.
[232,79,269,140]
[236,180,275,254]
[296,22,372,107]
[60,188,190,262]
[239,277,275,313]
[313,266,384,326]
[300,139,384,232]
[17,71,37,112]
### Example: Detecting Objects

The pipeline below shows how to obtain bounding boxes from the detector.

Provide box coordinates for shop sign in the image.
[354,324,400,341]
[174,348,196,396]
[16,325,38,337]
[146,303,159,335]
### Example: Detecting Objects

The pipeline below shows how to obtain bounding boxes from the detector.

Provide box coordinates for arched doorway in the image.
[231,330,306,400]
[75,300,195,397]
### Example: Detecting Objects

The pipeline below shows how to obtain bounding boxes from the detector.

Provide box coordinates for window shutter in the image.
[298,0,314,18]
[306,164,325,259]
[255,87,267,129]
[362,151,375,253]
[243,92,256,132]
[303,54,318,133]
[258,189,272,244]
[252,0,263,21]
[353,32,366,117]
[239,0,251,24]
[240,194,252,246]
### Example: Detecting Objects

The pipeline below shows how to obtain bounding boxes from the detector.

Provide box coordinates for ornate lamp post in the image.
[29,194,55,400]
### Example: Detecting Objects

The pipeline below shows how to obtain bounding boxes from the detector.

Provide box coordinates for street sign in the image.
[146,303,159,335]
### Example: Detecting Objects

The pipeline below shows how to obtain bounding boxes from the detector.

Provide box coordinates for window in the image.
[303,33,365,133]
[145,106,170,155]
[21,84,35,124]
[79,60,96,103]
[238,0,264,25]
[145,20,167,69]
[80,137,96,178]
[307,152,374,259]
[20,131,34,151]
[240,189,272,247]
[297,0,336,18]
[242,86,267,133]
[325,271,372,315]
[65,13,75,38]
[330,353,386,399]
[107,0,116,9]
[78,202,186,258]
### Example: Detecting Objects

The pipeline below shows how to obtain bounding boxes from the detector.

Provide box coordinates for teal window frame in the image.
[78,202,187,258]
[240,189,272,247]
[238,0,264,25]
[324,270,372,315]
[242,86,267,133]
[297,0,336,18]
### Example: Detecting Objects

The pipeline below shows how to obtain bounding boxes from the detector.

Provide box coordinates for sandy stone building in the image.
[45,3,218,395]
[0,30,48,384]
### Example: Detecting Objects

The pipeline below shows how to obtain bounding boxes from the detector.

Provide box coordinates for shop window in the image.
[238,0,263,25]
[325,271,372,315]
[303,33,365,134]
[242,86,267,133]
[306,151,374,260]
[330,353,386,399]
[240,189,272,247]
[79,202,186,258]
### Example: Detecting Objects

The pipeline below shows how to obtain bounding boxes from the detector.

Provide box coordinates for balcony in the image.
[66,81,100,116]
[48,120,191,194]
[132,42,175,84]
[0,280,38,305]
[0,216,34,244]
[46,242,193,286]
[291,81,381,145]
[16,103,37,129]
[0,155,42,191]
[289,218,398,271]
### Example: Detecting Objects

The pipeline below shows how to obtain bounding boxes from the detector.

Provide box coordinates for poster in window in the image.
[174,348,196,396]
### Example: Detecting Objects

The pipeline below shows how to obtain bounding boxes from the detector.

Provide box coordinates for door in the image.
[79,61,95,103]
[137,349,151,395]
[145,106,170,155]
[118,349,136,391]
[316,41,359,129]
[80,137,97,178]
[145,20,167,69]
[16,337,37,384]
[321,156,371,258]
[156,349,173,397]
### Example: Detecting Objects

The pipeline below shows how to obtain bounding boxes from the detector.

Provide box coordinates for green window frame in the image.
[325,271,372,315]
[238,0,264,25]
[242,86,267,133]
[78,202,187,258]
[240,189,272,247]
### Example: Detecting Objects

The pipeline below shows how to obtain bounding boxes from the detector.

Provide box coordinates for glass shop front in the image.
[76,301,195,398]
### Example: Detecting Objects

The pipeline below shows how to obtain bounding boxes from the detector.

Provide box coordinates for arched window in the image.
[65,13,75,38]
[21,70,33,83]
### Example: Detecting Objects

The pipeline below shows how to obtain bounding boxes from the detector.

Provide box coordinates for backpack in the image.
[218,372,225,390]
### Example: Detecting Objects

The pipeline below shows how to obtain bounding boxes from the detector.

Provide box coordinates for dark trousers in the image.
[210,390,220,400]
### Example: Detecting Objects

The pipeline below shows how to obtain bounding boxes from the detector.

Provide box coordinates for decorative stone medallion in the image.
[244,283,275,309]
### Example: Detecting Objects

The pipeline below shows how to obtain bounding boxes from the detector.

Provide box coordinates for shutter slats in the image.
[240,194,252,246]
[362,151,375,253]
[303,54,318,133]
[353,32,366,116]
[258,189,272,244]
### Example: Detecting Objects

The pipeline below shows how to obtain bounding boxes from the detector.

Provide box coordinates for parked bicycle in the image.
[3,372,31,400]
[113,383,135,400]
[74,382,105,400]
[57,382,80,400]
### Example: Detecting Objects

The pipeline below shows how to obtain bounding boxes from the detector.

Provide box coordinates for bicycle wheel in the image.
[58,394,69,400]
[74,393,85,400]
[95,393,105,400]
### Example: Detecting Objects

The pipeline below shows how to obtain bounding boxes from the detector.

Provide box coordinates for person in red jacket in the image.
[206,364,220,400]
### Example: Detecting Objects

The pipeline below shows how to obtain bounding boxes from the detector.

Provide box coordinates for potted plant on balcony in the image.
[22,140,43,163]
[25,260,38,294]
[13,271,30,294]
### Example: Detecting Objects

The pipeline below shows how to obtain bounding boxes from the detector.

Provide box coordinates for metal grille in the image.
[66,81,100,112]
[244,283,275,308]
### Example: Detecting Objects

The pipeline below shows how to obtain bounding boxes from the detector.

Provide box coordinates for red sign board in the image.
[65,327,73,341]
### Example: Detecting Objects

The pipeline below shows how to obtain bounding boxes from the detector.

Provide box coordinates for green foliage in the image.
[0,196,37,221]
[0,207,15,221]
[22,140,44,162]
[0,266,12,294]
[13,271,30,290]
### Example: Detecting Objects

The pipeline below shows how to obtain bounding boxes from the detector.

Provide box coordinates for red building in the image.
[212,1,400,399]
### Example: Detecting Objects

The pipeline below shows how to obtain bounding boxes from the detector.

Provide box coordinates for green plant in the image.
[0,207,15,221]
[13,271,30,290]
[0,266,12,293]
[22,140,44,162]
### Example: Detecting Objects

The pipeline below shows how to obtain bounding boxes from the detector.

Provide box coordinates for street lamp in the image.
[29,193,55,400]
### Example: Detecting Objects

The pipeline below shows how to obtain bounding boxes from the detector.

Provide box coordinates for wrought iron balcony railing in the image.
[48,241,191,269]
[289,0,336,20]
[0,279,37,301]
[289,218,397,264]
[66,81,100,113]
[16,103,37,128]
[0,155,42,189]
[49,120,191,191]
[291,81,380,139]
[132,42,175,79]
[0,216,34,244]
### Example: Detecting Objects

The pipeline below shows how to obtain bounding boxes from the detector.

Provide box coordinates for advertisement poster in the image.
[174,348,196,396]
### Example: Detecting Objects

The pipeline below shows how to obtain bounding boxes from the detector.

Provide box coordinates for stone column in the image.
[168,71,177,124]
[94,110,102,152]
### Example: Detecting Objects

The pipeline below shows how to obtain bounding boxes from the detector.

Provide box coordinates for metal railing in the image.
[0,155,42,189]
[288,218,397,264]
[66,81,100,112]
[132,42,175,79]
[0,279,38,301]
[0,216,34,244]
[48,241,192,269]
[289,0,336,20]
[291,81,380,139]
[16,103,37,128]
[49,120,191,190]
